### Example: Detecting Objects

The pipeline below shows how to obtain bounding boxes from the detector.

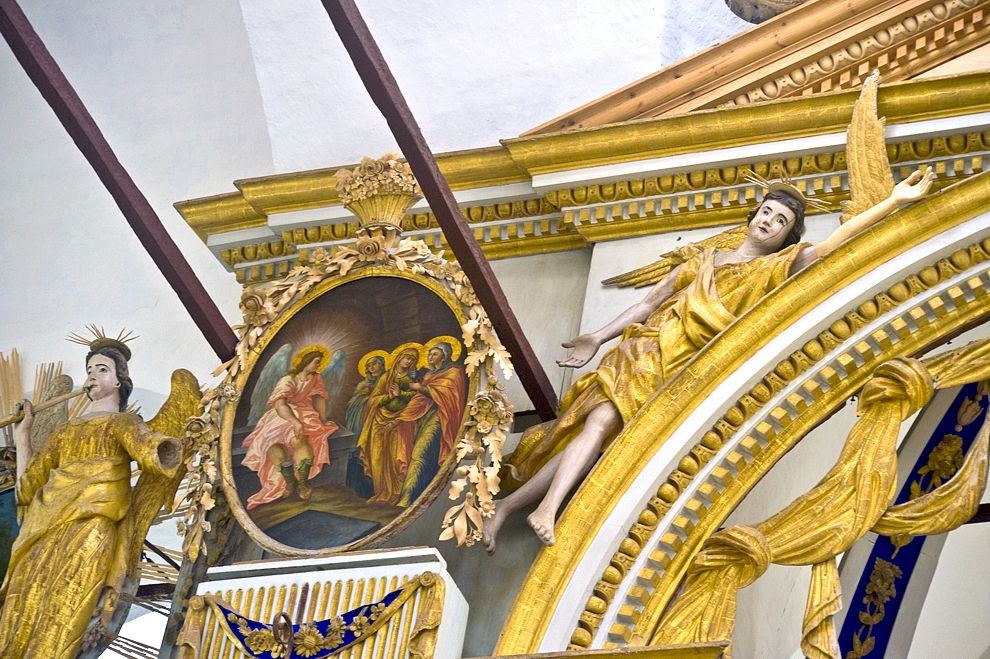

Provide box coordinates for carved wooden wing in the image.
[841,70,895,224]
[601,224,749,288]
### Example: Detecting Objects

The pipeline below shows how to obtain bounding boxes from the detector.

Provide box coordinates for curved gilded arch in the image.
[496,172,990,653]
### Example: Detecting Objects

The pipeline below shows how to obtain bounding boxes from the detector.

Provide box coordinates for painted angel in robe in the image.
[483,73,936,552]
[241,345,344,509]
[0,330,200,658]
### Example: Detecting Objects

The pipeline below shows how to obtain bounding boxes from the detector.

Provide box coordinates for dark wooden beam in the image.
[319,0,559,420]
[0,0,237,360]
[967,502,990,525]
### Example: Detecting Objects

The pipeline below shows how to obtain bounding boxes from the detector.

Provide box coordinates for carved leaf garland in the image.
[180,231,514,557]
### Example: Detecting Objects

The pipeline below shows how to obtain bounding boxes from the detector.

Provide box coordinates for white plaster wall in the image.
[236,0,750,171]
[0,0,751,412]
[0,0,273,405]
[490,249,592,411]
[907,522,990,659]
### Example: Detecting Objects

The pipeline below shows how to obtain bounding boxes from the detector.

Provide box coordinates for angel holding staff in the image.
[483,75,936,553]
[0,328,199,657]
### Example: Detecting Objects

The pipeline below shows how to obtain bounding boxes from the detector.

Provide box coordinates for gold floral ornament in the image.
[847,558,903,658]
[441,391,515,546]
[336,153,421,252]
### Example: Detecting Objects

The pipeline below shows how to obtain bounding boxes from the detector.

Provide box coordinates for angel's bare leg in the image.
[483,401,621,552]
[483,452,563,554]
[527,402,620,546]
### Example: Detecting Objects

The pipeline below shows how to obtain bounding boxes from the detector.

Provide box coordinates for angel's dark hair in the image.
[746,190,807,250]
[85,346,132,411]
[289,351,324,376]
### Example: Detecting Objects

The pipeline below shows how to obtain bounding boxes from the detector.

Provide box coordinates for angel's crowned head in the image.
[742,173,829,254]
[68,326,136,411]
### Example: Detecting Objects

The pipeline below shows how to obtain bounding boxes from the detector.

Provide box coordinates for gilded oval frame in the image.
[219,266,478,556]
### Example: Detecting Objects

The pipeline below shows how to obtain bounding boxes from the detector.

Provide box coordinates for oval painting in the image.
[222,271,475,554]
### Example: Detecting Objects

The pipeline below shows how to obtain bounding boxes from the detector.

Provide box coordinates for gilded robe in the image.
[0,412,180,659]
[241,374,338,509]
[356,367,419,506]
[507,244,804,486]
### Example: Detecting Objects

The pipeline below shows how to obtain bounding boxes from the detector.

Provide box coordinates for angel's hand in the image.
[892,166,935,204]
[557,334,602,369]
[14,400,33,438]
[291,418,304,436]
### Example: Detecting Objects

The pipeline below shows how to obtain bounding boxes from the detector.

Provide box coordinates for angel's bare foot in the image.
[483,504,509,554]
[527,506,556,546]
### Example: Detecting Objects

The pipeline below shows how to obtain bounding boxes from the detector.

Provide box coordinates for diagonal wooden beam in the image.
[0,0,237,360]
[320,0,558,420]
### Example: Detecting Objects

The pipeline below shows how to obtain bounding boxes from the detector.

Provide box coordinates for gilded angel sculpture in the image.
[484,72,935,552]
[0,329,201,658]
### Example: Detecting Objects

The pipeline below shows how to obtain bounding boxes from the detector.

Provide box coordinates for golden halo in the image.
[425,335,462,362]
[357,350,389,378]
[292,344,331,372]
[387,342,427,370]
[743,170,832,213]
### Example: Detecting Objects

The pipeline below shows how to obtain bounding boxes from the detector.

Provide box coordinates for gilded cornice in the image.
[230,146,527,216]
[494,171,990,654]
[503,73,990,174]
[524,0,990,134]
[174,192,266,241]
[175,74,990,284]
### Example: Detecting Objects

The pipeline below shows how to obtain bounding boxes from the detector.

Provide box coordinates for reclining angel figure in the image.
[484,72,936,552]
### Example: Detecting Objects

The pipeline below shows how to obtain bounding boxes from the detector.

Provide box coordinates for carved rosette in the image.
[335,154,422,250]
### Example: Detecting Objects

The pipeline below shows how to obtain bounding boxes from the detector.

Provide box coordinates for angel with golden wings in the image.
[484,73,935,552]
[0,329,201,658]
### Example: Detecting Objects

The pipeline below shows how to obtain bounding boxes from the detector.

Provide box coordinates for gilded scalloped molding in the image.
[175,74,990,261]
[724,0,989,109]
[569,239,990,648]
[494,172,990,655]
[219,131,990,283]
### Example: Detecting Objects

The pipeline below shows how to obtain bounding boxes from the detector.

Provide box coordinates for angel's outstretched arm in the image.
[558,265,682,368]
[815,167,935,260]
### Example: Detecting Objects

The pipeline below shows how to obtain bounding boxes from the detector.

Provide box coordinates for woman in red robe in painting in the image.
[396,341,466,506]
[242,348,338,509]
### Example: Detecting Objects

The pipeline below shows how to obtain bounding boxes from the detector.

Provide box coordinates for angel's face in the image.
[302,357,321,376]
[749,199,798,252]
[85,354,120,402]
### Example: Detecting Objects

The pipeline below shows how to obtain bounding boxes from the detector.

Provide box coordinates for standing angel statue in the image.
[484,73,936,552]
[0,329,201,658]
